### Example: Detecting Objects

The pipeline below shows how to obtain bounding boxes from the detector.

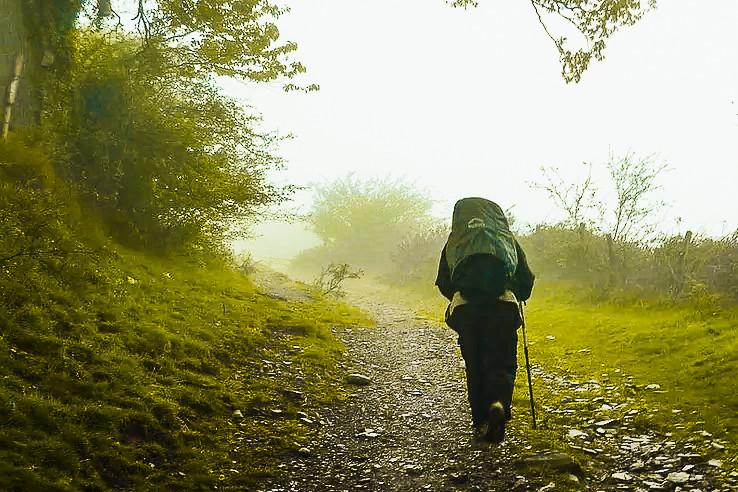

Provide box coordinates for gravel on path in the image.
[259,293,541,492]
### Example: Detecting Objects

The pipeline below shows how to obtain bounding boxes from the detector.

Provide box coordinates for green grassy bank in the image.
[523,281,738,436]
[0,248,370,490]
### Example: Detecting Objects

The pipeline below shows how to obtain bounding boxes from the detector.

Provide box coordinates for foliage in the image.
[531,151,668,245]
[23,0,312,90]
[50,31,293,251]
[312,263,365,297]
[0,138,106,283]
[685,232,738,299]
[605,151,668,243]
[20,0,82,69]
[12,0,309,254]
[389,220,450,286]
[304,174,435,269]
[90,0,315,90]
[523,224,738,301]
[529,163,598,228]
[450,0,656,83]
[524,225,605,281]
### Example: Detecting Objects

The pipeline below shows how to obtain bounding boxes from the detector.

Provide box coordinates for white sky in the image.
[225,0,738,257]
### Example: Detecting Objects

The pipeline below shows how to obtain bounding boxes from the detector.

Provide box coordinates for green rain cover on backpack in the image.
[445,197,518,297]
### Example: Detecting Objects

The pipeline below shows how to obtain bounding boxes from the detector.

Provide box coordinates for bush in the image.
[311,263,364,296]
[523,223,738,302]
[48,31,291,252]
[388,220,449,285]
[303,174,434,270]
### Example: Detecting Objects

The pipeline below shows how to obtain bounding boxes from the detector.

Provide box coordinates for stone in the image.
[593,418,619,427]
[449,473,468,484]
[346,373,372,386]
[666,472,690,484]
[569,444,600,455]
[518,452,582,475]
[567,429,589,440]
[711,442,726,451]
[357,428,379,438]
[282,389,304,399]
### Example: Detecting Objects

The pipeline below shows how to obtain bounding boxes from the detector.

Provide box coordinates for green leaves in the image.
[304,174,435,269]
[57,31,293,251]
[532,0,657,83]
[127,0,307,87]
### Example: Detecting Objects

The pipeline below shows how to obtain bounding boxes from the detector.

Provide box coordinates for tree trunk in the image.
[2,53,24,140]
[98,0,112,17]
[0,0,31,138]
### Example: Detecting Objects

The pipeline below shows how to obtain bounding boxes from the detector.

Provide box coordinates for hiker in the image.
[435,197,535,443]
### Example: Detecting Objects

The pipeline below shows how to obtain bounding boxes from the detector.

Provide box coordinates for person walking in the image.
[435,197,535,443]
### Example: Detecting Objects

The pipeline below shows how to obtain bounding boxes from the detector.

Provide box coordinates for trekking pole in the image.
[519,301,537,430]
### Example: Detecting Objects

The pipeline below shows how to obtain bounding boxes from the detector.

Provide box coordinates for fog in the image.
[225,0,738,265]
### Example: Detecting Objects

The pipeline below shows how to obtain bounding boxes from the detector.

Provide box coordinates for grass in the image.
[0,246,371,491]
[521,280,738,436]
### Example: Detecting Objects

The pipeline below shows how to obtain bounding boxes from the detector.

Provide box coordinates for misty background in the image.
[226,0,738,264]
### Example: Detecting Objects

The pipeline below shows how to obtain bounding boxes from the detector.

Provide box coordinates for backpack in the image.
[444,197,518,298]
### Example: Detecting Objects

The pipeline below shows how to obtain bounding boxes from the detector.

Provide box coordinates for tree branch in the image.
[531,0,565,56]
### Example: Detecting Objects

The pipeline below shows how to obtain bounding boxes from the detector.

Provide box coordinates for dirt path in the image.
[259,293,541,491]
[255,278,737,491]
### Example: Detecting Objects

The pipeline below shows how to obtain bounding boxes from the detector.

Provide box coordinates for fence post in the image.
[676,230,692,294]
[606,233,618,289]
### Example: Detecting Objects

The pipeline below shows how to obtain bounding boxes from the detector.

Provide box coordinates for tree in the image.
[1,1,307,252]
[58,31,293,250]
[307,174,434,267]
[605,150,667,244]
[532,151,667,243]
[87,0,315,90]
[2,0,313,136]
[529,162,598,227]
[450,0,657,83]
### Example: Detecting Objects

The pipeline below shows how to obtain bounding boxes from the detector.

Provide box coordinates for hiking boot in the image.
[473,424,487,440]
[484,401,506,444]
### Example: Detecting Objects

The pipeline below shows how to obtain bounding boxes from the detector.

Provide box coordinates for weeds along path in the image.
[259,291,534,491]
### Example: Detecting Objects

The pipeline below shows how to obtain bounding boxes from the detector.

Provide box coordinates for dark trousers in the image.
[449,302,521,426]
